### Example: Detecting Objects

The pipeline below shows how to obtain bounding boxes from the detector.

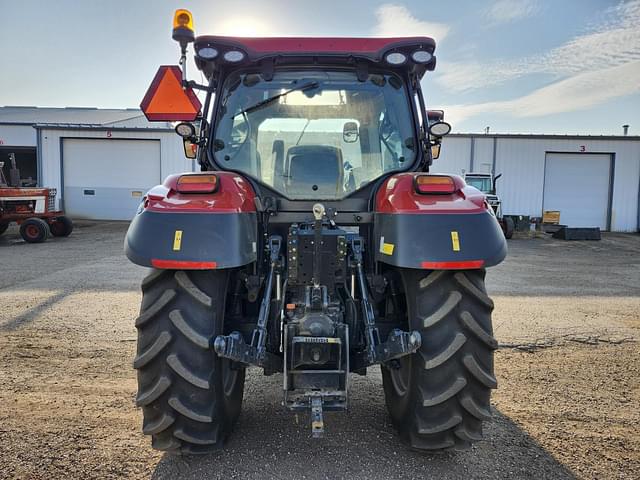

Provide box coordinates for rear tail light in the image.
[176,174,218,193]
[415,175,456,194]
[421,260,485,270]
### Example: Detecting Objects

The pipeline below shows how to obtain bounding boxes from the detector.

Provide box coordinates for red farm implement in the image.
[0,153,73,243]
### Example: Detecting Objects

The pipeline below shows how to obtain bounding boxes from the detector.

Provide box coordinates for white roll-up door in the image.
[62,138,161,220]
[543,153,611,229]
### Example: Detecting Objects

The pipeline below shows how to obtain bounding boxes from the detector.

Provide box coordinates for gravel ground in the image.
[0,222,638,479]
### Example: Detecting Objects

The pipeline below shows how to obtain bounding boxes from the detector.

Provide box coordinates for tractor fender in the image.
[373,173,507,269]
[124,172,258,269]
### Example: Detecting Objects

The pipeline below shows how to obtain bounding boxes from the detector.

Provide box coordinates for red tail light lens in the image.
[415,175,456,194]
[176,174,218,193]
[421,260,485,270]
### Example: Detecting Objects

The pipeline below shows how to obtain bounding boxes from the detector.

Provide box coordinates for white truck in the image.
[464,172,514,238]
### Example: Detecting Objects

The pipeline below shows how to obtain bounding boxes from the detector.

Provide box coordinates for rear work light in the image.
[415,175,457,194]
[176,174,218,193]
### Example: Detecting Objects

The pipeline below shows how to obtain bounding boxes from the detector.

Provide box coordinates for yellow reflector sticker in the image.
[173,230,183,251]
[451,231,460,251]
[379,236,395,256]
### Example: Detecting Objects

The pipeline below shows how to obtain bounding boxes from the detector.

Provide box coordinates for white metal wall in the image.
[437,135,640,232]
[38,128,192,212]
[0,124,37,146]
[432,136,471,176]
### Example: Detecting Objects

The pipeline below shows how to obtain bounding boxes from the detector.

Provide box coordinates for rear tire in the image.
[20,218,49,243]
[502,217,514,239]
[382,269,497,451]
[135,269,245,454]
[0,222,9,236]
[49,216,73,237]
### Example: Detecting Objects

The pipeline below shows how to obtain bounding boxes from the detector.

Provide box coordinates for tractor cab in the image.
[127,9,506,453]
[194,36,450,197]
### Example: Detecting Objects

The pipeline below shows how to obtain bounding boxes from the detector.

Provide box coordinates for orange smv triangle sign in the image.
[140,66,202,121]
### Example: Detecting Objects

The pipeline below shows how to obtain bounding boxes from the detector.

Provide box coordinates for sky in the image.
[1,0,639,135]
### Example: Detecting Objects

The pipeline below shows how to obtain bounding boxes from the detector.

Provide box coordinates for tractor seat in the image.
[285,145,344,197]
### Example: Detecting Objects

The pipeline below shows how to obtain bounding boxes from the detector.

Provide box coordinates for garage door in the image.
[543,153,611,229]
[63,139,161,220]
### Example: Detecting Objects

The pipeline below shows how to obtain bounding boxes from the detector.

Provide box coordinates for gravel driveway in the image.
[0,222,638,479]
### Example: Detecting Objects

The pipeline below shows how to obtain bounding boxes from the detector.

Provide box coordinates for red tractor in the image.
[0,153,73,243]
[125,10,506,454]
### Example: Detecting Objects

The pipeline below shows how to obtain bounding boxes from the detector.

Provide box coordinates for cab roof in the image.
[193,36,437,79]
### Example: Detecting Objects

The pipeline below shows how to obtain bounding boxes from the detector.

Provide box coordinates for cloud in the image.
[440,60,640,125]
[484,0,540,26]
[373,4,449,42]
[438,0,640,93]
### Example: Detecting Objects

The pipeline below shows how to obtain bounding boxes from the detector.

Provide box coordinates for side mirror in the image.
[183,139,198,159]
[428,121,452,138]
[343,121,359,143]
[427,109,445,124]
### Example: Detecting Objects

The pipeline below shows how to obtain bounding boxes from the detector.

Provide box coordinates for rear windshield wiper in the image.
[233,81,320,118]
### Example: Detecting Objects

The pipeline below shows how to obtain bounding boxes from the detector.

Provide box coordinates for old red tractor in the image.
[0,153,73,243]
[125,9,506,454]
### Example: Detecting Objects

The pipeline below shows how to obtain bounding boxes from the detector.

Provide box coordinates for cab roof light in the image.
[223,50,246,63]
[197,46,219,60]
[415,175,457,194]
[411,50,433,64]
[176,174,218,193]
[385,52,407,65]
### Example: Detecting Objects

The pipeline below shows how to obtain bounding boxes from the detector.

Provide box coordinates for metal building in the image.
[2,107,640,231]
[436,134,640,232]
[0,106,190,220]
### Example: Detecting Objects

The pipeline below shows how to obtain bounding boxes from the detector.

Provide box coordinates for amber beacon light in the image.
[172,9,195,46]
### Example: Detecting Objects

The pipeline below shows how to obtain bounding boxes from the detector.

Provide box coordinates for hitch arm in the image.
[350,238,380,364]
[349,238,422,368]
[214,236,283,371]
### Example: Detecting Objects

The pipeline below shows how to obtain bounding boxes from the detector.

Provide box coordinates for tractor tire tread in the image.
[135,269,244,454]
[453,272,494,309]
[141,269,170,290]
[423,291,462,328]
[143,413,175,435]
[132,331,172,369]
[417,414,463,435]
[383,269,496,452]
[168,396,213,423]
[167,354,210,389]
[460,311,498,349]
[136,290,176,327]
[174,271,212,307]
[463,354,498,388]
[174,427,219,446]
[459,393,493,420]
[169,309,210,349]
[136,375,171,406]
[422,332,467,369]
[152,436,181,452]
[420,376,467,406]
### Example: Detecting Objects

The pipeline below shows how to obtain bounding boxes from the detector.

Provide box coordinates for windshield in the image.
[212,70,417,199]
[466,176,492,193]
